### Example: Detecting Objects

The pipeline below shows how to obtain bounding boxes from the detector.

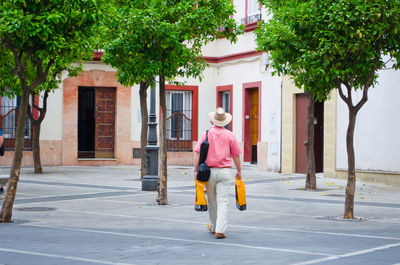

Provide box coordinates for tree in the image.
[256,0,400,218]
[103,0,242,204]
[0,0,102,222]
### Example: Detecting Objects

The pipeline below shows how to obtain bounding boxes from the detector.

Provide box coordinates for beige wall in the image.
[257,141,268,171]
[323,92,337,178]
[0,140,62,167]
[282,77,400,186]
[281,76,300,173]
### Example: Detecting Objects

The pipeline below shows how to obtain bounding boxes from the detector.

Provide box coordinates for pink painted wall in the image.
[62,70,134,166]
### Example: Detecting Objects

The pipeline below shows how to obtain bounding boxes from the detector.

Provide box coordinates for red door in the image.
[95,87,115,158]
[295,93,307,173]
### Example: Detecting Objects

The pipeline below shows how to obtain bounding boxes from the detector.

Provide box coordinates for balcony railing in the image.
[241,13,261,25]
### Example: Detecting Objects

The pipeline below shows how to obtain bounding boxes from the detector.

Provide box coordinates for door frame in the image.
[242,81,262,162]
[63,70,132,166]
[216,85,233,131]
[77,86,116,158]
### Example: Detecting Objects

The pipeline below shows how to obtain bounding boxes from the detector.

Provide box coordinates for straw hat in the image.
[208,107,232,127]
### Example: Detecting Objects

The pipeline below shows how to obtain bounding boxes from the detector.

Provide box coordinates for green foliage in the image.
[103,0,243,87]
[256,0,400,101]
[0,0,104,96]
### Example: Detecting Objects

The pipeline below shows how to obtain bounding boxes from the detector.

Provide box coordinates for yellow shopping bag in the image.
[235,179,246,211]
[194,180,207,211]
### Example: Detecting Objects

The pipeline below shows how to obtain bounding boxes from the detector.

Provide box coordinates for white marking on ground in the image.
[14,191,123,200]
[291,242,400,265]
[0,248,135,265]
[50,208,400,241]
[15,194,400,224]
[25,225,332,257]
[13,192,149,205]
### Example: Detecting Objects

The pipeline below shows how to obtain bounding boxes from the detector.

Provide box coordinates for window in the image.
[219,91,231,131]
[217,85,233,131]
[248,0,259,17]
[1,96,33,150]
[166,90,193,151]
[241,0,261,28]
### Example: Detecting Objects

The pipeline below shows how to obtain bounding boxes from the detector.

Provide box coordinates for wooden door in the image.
[314,101,324,173]
[95,87,115,158]
[295,93,307,173]
[250,89,259,164]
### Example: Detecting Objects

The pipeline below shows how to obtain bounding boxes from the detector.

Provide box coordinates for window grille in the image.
[1,96,32,150]
[241,13,261,25]
[166,91,192,152]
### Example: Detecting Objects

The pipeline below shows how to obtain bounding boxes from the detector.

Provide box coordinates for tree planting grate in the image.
[325,194,345,197]
[16,207,57,212]
[0,219,30,224]
[317,216,372,222]
[288,188,332,191]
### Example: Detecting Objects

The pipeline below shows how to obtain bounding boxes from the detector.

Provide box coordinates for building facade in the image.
[0,0,399,185]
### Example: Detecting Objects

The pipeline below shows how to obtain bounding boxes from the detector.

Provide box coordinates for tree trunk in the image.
[139,81,148,180]
[304,91,316,190]
[1,90,30,222]
[338,81,370,219]
[157,75,168,205]
[344,109,357,219]
[27,91,48,174]
[32,123,42,174]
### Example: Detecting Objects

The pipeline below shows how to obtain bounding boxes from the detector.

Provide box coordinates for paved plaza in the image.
[0,165,400,265]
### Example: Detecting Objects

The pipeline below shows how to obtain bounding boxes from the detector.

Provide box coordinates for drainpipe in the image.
[279,78,283,173]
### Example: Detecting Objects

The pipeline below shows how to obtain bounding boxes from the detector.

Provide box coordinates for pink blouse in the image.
[194,126,241,168]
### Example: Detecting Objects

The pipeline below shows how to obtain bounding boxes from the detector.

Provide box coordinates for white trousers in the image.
[206,168,232,234]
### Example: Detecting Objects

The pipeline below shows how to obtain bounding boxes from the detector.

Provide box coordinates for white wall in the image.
[232,0,245,24]
[173,66,218,135]
[131,84,142,141]
[336,69,400,172]
[263,70,282,171]
[130,66,218,142]
[216,55,281,171]
[205,33,258,57]
[40,72,66,140]
[218,57,259,139]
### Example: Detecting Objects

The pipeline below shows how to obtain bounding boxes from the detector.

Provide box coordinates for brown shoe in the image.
[215,233,226,239]
[208,223,215,234]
